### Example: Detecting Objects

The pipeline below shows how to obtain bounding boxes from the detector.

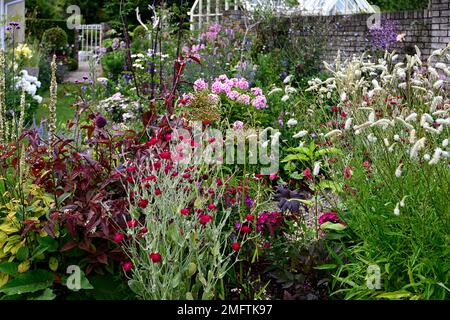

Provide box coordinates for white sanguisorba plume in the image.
[293,130,308,139]
[428,148,443,165]
[344,118,353,130]
[48,55,58,158]
[395,163,403,177]
[410,138,426,159]
[443,139,449,148]
[287,119,298,127]
[394,203,400,216]
[313,162,321,176]
[324,129,342,139]
[18,87,26,136]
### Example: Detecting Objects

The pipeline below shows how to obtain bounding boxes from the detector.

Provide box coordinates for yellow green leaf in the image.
[0,272,9,287]
[18,260,31,273]
[49,257,58,271]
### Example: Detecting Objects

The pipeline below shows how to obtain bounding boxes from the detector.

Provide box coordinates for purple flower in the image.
[244,195,253,208]
[95,114,108,128]
[369,21,398,50]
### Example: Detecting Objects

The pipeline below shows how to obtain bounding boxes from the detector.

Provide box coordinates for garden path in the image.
[64,61,103,84]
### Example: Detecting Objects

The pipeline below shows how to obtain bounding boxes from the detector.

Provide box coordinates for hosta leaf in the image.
[0,269,54,295]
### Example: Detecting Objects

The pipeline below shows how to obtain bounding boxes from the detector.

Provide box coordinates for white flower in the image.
[268,88,282,95]
[340,91,347,102]
[287,119,297,127]
[393,134,400,141]
[324,129,342,139]
[344,117,353,130]
[33,95,43,104]
[433,80,444,90]
[428,148,442,165]
[281,95,289,102]
[395,163,403,177]
[409,129,416,144]
[405,113,417,122]
[313,162,321,176]
[283,75,293,84]
[410,137,426,159]
[293,130,308,138]
[367,133,377,143]
[394,203,400,216]
[26,84,37,96]
[97,77,108,83]
[368,112,375,123]
[423,154,431,161]
[400,196,407,207]
[443,139,449,148]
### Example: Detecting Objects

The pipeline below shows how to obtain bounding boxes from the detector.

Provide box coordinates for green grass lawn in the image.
[34,83,81,125]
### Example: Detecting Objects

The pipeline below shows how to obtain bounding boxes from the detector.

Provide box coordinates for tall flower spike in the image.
[18,87,26,137]
[48,55,58,159]
[0,50,5,143]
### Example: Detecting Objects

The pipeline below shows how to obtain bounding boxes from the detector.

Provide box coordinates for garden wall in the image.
[224,0,450,63]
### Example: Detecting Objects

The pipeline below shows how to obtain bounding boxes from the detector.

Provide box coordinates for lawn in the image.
[34,83,80,124]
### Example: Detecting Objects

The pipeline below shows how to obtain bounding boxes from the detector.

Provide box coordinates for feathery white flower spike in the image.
[293,130,308,139]
[313,162,321,176]
[428,148,442,165]
[395,164,403,177]
[344,118,353,130]
[410,138,426,159]
[443,139,449,148]
[394,203,400,216]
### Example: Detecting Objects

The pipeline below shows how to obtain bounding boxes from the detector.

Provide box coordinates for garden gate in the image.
[76,24,102,63]
[189,0,241,31]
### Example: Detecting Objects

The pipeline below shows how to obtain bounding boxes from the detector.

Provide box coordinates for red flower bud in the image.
[138,199,149,209]
[231,242,240,251]
[245,214,255,221]
[207,203,217,210]
[150,252,162,263]
[122,261,133,272]
[180,208,190,215]
[113,232,125,243]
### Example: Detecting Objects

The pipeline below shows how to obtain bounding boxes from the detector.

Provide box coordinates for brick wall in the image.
[224,0,450,63]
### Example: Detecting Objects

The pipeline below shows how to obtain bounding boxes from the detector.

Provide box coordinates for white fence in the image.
[76,24,102,63]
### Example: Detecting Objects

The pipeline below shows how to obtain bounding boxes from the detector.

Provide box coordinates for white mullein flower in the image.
[324,129,342,139]
[423,154,431,161]
[442,139,449,148]
[313,162,321,176]
[287,119,298,127]
[394,134,400,141]
[410,137,426,159]
[405,113,417,122]
[293,130,308,139]
[344,117,353,130]
[409,129,416,144]
[367,133,377,143]
[395,163,403,177]
[394,203,400,216]
[429,148,442,165]
[433,80,444,90]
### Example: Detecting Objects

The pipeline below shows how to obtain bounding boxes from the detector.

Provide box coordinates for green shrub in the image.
[132,25,147,40]
[66,57,78,71]
[100,49,126,80]
[41,27,68,52]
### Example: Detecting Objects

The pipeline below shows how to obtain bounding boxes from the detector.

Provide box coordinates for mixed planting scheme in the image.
[0,1,448,301]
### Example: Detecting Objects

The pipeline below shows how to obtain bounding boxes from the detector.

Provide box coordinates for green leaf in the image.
[16,247,29,262]
[313,264,337,270]
[49,257,58,271]
[0,269,54,296]
[315,147,342,157]
[281,154,309,162]
[0,262,19,277]
[320,222,347,231]
[377,290,412,300]
[318,180,342,192]
[28,288,56,300]
[186,292,194,300]
[57,192,71,206]
[128,280,145,296]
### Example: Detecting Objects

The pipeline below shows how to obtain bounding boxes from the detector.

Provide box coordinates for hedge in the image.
[26,19,76,44]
